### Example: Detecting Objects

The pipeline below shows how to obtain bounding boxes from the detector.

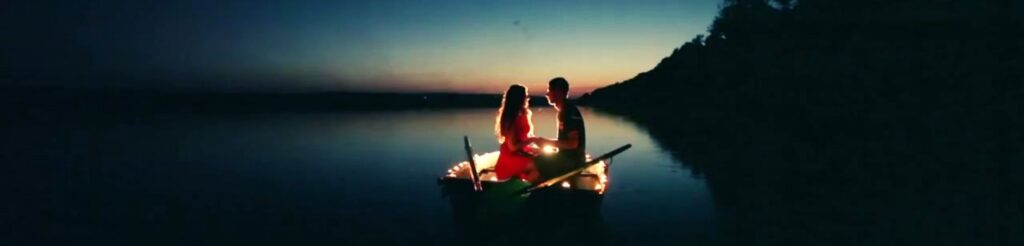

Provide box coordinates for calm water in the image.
[3,108,715,245]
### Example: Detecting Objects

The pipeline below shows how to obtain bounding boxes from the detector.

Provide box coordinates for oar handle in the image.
[522,144,632,194]
[463,136,483,191]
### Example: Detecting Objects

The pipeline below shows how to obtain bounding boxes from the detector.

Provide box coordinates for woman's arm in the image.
[505,134,536,152]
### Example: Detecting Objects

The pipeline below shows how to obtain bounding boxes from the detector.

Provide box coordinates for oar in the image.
[520,144,632,194]
[463,136,483,191]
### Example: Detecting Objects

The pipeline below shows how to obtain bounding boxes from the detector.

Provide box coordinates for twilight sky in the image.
[2,0,719,95]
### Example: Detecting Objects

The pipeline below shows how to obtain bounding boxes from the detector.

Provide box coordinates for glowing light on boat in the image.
[442,151,617,193]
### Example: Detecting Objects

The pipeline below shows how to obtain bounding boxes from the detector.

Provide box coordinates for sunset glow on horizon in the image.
[4,0,719,95]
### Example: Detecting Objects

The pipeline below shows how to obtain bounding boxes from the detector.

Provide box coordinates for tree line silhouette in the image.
[580,0,1021,244]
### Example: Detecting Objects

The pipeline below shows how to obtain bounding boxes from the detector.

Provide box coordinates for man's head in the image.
[546,77,570,106]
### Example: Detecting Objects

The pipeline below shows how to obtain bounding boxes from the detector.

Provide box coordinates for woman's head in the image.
[496,84,531,142]
[503,84,528,108]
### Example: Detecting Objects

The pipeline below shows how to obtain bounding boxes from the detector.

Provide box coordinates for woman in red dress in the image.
[494,84,540,182]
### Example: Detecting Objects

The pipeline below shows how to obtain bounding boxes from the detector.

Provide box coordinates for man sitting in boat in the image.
[531,77,587,179]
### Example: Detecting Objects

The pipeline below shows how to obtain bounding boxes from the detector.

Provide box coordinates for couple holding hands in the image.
[493,77,586,182]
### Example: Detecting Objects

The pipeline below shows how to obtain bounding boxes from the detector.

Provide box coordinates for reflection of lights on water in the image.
[561,181,570,189]
[542,145,559,154]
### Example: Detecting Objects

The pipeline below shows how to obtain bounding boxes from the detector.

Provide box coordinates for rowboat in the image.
[436,137,630,245]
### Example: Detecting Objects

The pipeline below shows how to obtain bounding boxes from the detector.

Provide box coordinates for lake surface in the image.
[3,108,716,245]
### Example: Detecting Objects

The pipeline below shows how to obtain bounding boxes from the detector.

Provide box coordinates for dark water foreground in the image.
[4,99,1017,245]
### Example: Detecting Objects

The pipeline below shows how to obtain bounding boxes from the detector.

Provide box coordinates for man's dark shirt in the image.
[557,102,586,164]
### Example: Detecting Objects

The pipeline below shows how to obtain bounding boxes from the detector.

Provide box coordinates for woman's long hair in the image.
[495,84,532,143]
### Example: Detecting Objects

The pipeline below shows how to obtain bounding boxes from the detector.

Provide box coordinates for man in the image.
[532,77,587,179]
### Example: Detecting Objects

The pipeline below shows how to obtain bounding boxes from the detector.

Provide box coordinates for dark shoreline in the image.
[3,87,553,114]
[0,88,553,128]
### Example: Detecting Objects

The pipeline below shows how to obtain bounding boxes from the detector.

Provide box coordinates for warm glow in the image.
[443,151,618,194]
[542,145,559,154]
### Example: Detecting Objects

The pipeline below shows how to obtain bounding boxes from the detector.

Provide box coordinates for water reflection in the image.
[2,108,716,245]
[596,106,1022,245]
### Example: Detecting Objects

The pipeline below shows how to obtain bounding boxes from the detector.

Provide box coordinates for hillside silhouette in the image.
[581,0,1021,244]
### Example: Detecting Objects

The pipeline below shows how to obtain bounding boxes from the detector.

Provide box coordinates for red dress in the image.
[495,113,534,180]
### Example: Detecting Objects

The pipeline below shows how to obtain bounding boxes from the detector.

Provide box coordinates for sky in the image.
[2,0,720,96]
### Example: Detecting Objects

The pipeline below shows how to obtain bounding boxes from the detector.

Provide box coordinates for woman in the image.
[494,84,540,181]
